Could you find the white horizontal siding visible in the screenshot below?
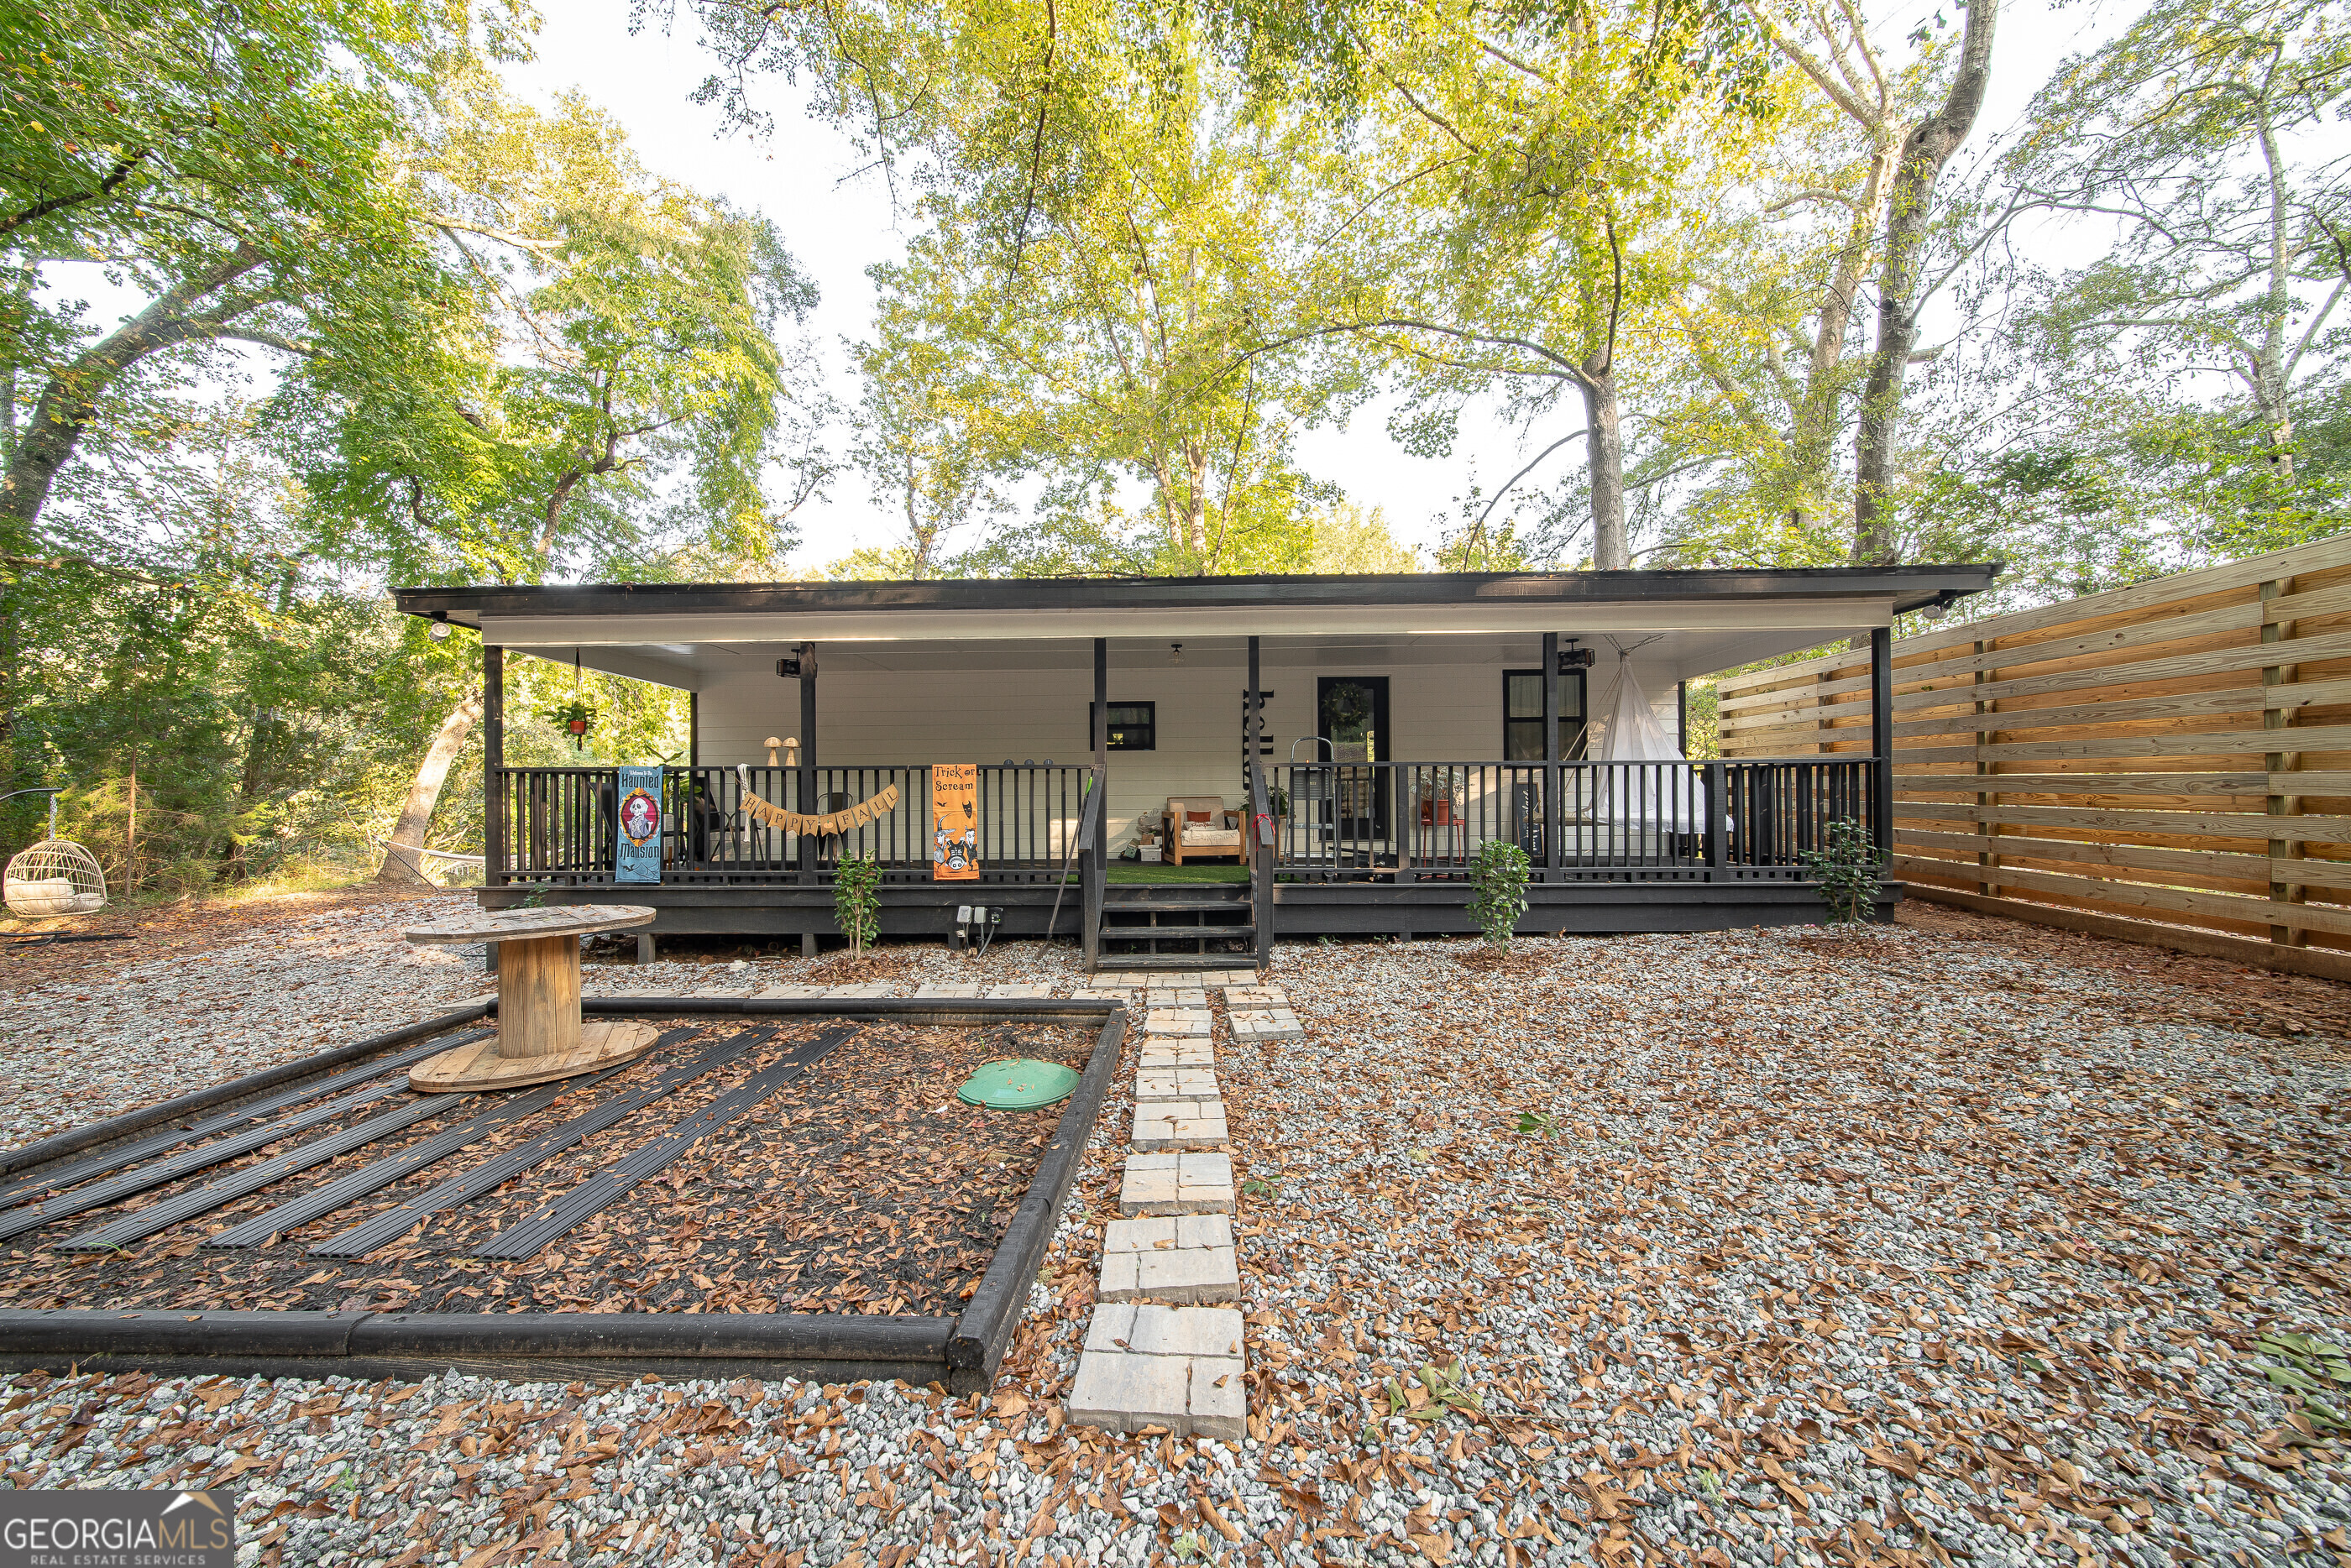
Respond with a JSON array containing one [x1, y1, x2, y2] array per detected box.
[[694, 649, 1683, 850]]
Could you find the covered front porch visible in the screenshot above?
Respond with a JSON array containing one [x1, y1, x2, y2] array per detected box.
[[395, 568, 1997, 969]]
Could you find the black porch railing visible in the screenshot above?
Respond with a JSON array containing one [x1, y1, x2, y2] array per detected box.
[[493, 765, 1092, 886], [493, 757, 1876, 889], [1264, 758, 1877, 882]]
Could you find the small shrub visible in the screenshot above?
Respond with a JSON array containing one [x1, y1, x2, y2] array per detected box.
[[1467, 839, 1529, 948], [833, 854, 882, 954], [1795, 817, 1886, 923]]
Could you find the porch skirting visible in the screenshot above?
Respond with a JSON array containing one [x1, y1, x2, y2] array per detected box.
[[477, 879, 1898, 940]]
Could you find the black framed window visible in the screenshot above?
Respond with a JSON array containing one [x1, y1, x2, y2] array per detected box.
[[1504, 670, 1585, 760], [1090, 701, 1156, 751]]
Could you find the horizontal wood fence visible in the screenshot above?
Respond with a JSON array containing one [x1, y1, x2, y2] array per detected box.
[[1718, 534, 2351, 981]]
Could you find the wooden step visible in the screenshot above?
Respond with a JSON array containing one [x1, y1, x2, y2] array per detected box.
[[1098, 923, 1255, 943]]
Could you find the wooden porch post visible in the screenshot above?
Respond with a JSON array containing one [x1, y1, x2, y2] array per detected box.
[[1085, 637, 1107, 972], [1676, 680, 1688, 755], [689, 692, 699, 770], [1542, 631, 1560, 885], [1092, 638, 1108, 763], [798, 642, 817, 955], [1249, 635, 1273, 969], [1869, 626, 1893, 862], [484, 643, 505, 888]]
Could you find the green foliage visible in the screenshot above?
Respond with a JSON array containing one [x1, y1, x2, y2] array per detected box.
[[2257, 1332, 2351, 1431], [833, 854, 883, 954], [1383, 1359, 1484, 1421], [1467, 839, 1530, 948], [0, 3, 799, 897], [1794, 817, 1885, 923], [301, 82, 826, 588]]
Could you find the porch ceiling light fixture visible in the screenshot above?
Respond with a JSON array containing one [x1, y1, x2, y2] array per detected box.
[[1170, 642, 1184, 666], [427, 611, 451, 642], [1557, 638, 1596, 672]]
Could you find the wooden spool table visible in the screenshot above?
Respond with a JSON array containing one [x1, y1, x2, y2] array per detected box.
[[405, 906, 661, 1092]]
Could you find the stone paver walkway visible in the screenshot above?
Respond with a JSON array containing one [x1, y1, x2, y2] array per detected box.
[[1066, 970, 1268, 1440]]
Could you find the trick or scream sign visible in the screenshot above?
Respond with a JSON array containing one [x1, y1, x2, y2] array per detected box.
[[931, 763, 979, 880]]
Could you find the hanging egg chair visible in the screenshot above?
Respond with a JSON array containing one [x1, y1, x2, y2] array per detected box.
[[3, 788, 107, 918]]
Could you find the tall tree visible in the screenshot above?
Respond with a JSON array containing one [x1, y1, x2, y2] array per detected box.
[[288, 81, 825, 880], [1318, 3, 1765, 570], [0, 0, 493, 537], [848, 331, 997, 578], [1731, 0, 2000, 561], [2004, 0, 2350, 515]]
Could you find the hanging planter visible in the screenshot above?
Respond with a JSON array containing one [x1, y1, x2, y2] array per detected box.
[[543, 700, 596, 752], [547, 648, 594, 752]]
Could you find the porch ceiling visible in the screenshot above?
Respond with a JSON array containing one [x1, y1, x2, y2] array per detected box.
[[495, 626, 1893, 690], [409, 566, 1999, 690]]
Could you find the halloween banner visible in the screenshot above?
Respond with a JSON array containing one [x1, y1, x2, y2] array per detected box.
[[931, 763, 979, 880], [736, 773, 901, 839], [615, 766, 662, 884]]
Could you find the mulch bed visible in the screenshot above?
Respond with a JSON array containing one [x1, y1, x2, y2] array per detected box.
[[0, 1015, 1095, 1320]]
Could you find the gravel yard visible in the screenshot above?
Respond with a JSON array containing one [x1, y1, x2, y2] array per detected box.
[[5, 894, 2351, 1567]]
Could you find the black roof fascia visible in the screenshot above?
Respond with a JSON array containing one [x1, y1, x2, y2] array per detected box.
[[392, 565, 2001, 630]]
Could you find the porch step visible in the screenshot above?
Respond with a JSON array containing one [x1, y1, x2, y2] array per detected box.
[[1103, 896, 1250, 913]]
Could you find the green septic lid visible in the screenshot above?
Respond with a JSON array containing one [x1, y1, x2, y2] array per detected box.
[[957, 1058, 1081, 1110]]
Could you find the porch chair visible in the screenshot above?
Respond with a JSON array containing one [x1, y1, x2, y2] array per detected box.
[[1161, 796, 1249, 865]]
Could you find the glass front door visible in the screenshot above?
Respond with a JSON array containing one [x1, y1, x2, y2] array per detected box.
[[1317, 676, 1390, 839]]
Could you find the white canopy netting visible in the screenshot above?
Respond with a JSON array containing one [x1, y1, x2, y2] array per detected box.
[[1584, 656, 1700, 832]]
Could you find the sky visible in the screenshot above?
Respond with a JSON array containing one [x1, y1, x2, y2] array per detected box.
[[496, 0, 2131, 572]]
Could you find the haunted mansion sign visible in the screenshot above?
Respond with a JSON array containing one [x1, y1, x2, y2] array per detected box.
[[615, 766, 662, 884]]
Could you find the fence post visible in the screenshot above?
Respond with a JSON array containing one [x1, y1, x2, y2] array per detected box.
[[797, 643, 817, 892], [1705, 762, 1726, 874], [1392, 765, 1411, 884], [1973, 638, 1997, 897], [1869, 627, 1893, 859], [2264, 578, 2306, 951]]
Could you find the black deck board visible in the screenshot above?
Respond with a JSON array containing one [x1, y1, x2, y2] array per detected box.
[[308, 1024, 740, 1260], [474, 1024, 855, 1260], [0, 1080, 419, 1246], [199, 1071, 620, 1249], [59, 1094, 467, 1252], [0, 1031, 484, 1213]]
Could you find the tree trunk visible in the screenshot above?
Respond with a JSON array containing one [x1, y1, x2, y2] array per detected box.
[[1853, 0, 1998, 562], [377, 692, 484, 885], [0, 244, 264, 537], [222, 711, 274, 881], [1582, 370, 1631, 571]]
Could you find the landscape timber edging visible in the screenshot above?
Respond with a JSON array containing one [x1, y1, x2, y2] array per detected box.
[[0, 996, 1125, 1393]]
